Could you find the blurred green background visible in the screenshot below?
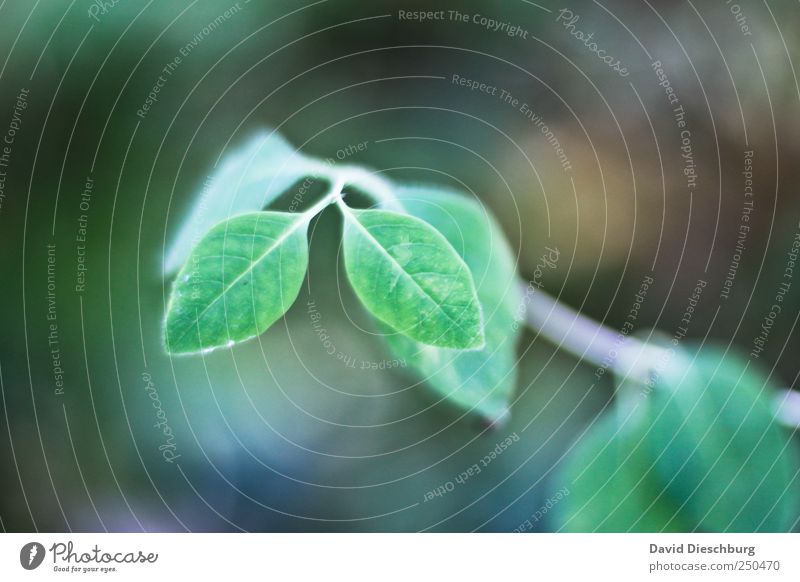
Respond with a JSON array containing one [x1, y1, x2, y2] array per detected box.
[[1, 0, 799, 532]]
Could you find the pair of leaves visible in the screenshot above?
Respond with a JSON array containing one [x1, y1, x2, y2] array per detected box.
[[165, 205, 484, 355], [163, 131, 522, 422], [554, 345, 800, 532], [163, 132, 484, 355]]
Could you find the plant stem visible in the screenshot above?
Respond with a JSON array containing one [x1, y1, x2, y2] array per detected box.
[[305, 159, 404, 213], [519, 282, 630, 371], [339, 166, 405, 213], [299, 177, 346, 221], [518, 281, 800, 429]]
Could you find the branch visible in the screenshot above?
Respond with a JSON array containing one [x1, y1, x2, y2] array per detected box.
[[519, 282, 800, 430]]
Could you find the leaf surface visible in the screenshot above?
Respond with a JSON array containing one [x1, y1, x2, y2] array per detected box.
[[342, 206, 484, 349], [165, 211, 309, 354], [640, 347, 799, 531], [553, 414, 690, 532], [555, 344, 800, 532]]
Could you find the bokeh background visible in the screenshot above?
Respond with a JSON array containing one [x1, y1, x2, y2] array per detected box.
[[1, 0, 799, 532]]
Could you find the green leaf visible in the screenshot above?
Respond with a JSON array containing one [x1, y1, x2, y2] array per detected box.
[[554, 345, 800, 532], [342, 205, 484, 349], [164, 131, 315, 274], [553, 414, 691, 532], [164, 211, 309, 354], [635, 346, 800, 532], [376, 186, 522, 423]]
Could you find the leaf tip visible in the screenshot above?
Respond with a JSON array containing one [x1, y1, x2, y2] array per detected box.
[[480, 407, 511, 431]]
